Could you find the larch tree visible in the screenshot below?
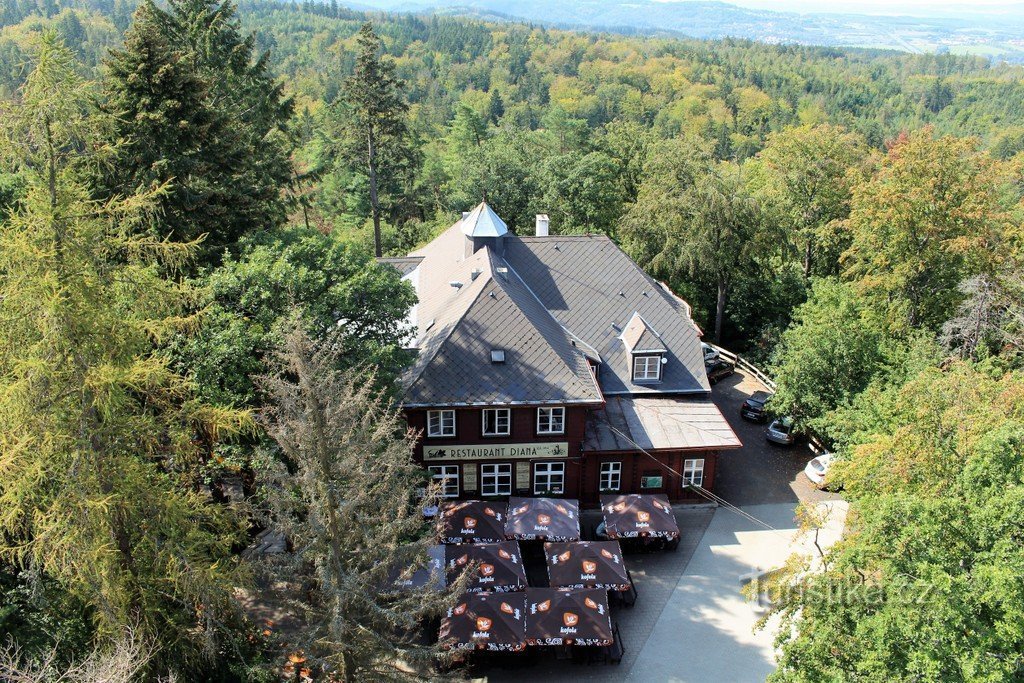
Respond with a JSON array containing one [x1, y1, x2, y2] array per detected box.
[[336, 22, 411, 257], [0, 32, 250, 674], [259, 326, 465, 681]]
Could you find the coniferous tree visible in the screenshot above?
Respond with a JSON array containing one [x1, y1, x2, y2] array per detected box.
[[0, 33, 250, 675], [100, 0, 251, 263], [164, 0, 294, 252], [336, 22, 410, 257], [260, 325, 465, 680]]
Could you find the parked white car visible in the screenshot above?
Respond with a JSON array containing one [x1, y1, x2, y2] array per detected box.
[[804, 453, 834, 487], [766, 417, 796, 445], [701, 342, 719, 364]]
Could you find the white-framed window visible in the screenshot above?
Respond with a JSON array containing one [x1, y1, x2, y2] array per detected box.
[[533, 462, 565, 495], [428, 465, 460, 498], [632, 354, 662, 382], [482, 408, 511, 436], [480, 463, 512, 496], [682, 458, 705, 487], [599, 462, 622, 492], [536, 407, 565, 435], [427, 410, 455, 437]]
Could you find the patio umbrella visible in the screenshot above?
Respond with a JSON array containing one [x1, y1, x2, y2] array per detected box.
[[544, 541, 630, 591], [438, 500, 508, 544], [445, 541, 527, 593], [388, 544, 445, 591], [440, 592, 528, 652], [504, 497, 580, 541], [525, 587, 614, 646], [600, 494, 680, 540]]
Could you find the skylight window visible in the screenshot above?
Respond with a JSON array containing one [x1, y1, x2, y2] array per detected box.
[[490, 349, 506, 364]]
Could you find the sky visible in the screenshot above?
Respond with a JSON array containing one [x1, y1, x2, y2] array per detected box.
[[654, 0, 1024, 18]]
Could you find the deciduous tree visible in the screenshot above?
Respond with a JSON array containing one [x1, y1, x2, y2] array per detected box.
[[842, 128, 1018, 332], [622, 139, 762, 341]]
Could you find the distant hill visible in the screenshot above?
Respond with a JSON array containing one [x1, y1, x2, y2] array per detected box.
[[354, 0, 1024, 62]]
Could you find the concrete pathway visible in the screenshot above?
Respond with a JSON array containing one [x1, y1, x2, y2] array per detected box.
[[625, 501, 847, 683]]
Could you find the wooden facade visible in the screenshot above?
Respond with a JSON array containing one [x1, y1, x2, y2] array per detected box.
[[405, 405, 720, 507]]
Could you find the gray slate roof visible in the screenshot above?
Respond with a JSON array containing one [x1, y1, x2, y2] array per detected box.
[[585, 396, 742, 452], [503, 234, 709, 396], [399, 221, 602, 407], [390, 206, 710, 407]]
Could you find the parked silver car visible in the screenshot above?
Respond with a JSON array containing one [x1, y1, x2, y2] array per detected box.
[[766, 417, 796, 445]]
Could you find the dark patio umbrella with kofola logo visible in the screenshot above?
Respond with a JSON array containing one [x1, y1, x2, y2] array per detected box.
[[544, 541, 630, 591], [600, 494, 680, 539], [525, 587, 614, 646], [388, 544, 446, 591], [445, 541, 527, 593], [504, 497, 580, 541], [440, 592, 528, 652], [438, 500, 508, 544]]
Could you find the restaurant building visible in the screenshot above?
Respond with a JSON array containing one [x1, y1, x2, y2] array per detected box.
[[384, 203, 741, 506]]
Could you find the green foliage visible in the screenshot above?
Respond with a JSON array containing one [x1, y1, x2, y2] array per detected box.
[[843, 128, 1020, 332], [169, 227, 415, 413], [99, 0, 259, 263], [746, 123, 868, 278], [0, 33, 252, 675], [769, 278, 933, 432], [770, 365, 1024, 682], [623, 139, 763, 340], [329, 21, 412, 256]]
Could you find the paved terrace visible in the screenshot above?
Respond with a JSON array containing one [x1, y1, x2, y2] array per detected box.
[[483, 369, 846, 682]]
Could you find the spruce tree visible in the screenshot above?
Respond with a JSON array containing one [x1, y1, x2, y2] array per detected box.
[[336, 22, 410, 257], [100, 0, 293, 266], [100, 0, 247, 262], [260, 325, 464, 680], [166, 0, 294, 238]]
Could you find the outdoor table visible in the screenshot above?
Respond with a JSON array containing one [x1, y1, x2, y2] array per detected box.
[[438, 500, 509, 544], [440, 591, 528, 652], [445, 541, 527, 593], [524, 587, 614, 647], [600, 494, 680, 550], [504, 497, 580, 541], [543, 540, 630, 592]]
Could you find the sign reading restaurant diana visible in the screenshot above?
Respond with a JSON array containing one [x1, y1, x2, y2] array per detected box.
[[424, 442, 569, 461]]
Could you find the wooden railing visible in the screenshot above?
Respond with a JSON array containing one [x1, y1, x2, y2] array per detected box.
[[705, 342, 777, 392], [706, 342, 831, 455]]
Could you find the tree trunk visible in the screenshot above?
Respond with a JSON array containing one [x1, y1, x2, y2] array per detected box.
[[367, 129, 382, 258], [803, 238, 813, 279], [715, 275, 727, 343]]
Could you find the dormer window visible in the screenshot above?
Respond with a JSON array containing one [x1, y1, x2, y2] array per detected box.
[[620, 311, 667, 384], [633, 354, 663, 382]]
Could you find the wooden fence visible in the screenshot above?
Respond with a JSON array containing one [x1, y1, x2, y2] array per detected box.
[[706, 342, 830, 455]]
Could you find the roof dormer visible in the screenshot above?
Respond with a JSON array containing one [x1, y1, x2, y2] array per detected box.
[[620, 312, 666, 354], [621, 312, 667, 383]]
